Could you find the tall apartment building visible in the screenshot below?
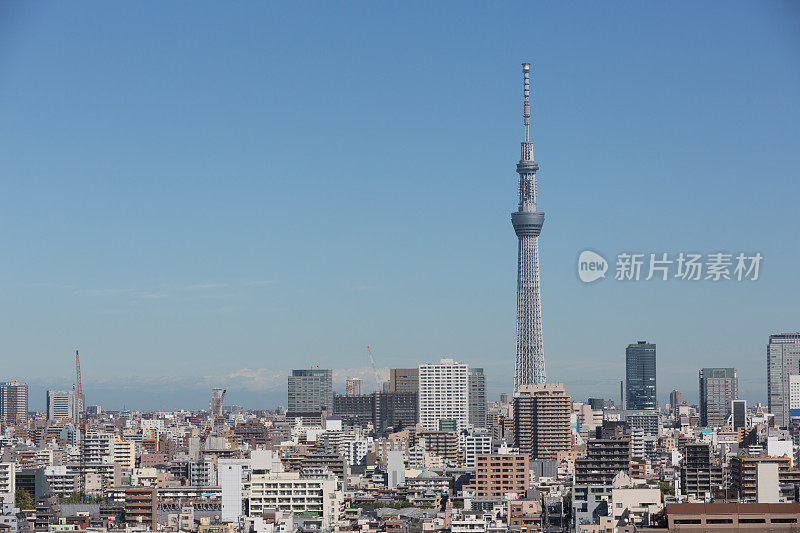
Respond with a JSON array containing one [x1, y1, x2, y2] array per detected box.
[[575, 439, 632, 485], [125, 487, 157, 527], [46, 390, 76, 422], [625, 342, 656, 411], [469, 368, 487, 428], [730, 456, 800, 502], [669, 389, 682, 413], [680, 443, 724, 499], [418, 359, 469, 431], [0, 381, 28, 425], [345, 377, 362, 396], [113, 439, 136, 470], [211, 388, 225, 417], [0, 462, 15, 500], [462, 434, 492, 468], [513, 383, 571, 460], [699, 368, 738, 428], [474, 454, 529, 499], [390, 368, 419, 394], [287, 368, 333, 413], [767, 333, 800, 427]]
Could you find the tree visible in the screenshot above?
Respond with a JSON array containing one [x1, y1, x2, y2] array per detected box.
[[659, 481, 675, 499], [15, 488, 34, 510], [563, 491, 572, 520]]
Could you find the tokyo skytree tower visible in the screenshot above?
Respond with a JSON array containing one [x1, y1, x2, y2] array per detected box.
[[512, 63, 546, 393]]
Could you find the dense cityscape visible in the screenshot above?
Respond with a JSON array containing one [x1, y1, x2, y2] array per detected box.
[[1, 59, 799, 532]]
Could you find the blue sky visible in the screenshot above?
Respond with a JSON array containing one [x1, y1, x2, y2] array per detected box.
[[1, 2, 798, 410]]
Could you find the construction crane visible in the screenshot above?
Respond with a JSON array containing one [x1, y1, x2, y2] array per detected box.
[[366, 346, 382, 392], [75, 349, 86, 502]]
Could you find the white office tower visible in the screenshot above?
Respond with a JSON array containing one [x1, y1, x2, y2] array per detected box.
[[47, 390, 77, 422], [419, 358, 469, 431], [219, 462, 243, 522]]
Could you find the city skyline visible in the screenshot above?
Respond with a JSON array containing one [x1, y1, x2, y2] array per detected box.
[[1, 2, 799, 410]]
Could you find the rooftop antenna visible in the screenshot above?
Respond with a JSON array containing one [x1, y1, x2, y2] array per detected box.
[[522, 63, 531, 143]]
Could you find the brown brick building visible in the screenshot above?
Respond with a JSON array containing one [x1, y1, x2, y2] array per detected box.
[[474, 454, 529, 499]]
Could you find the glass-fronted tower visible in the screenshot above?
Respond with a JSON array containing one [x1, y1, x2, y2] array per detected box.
[[625, 341, 657, 411], [767, 333, 800, 427], [512, 63, 546, 392]]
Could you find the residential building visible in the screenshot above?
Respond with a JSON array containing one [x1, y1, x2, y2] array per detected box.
[[113, 439, 136, 470], [474, 454, 529, 499], [625, 342, 657, 411], [125, 487, 157, 527], [418, 359, 469, 431], [0, 463, 14, 501], [699, 368, 738, 428], [680, 443, 724, 499], [468, 367, 487, 428], [669, 389, 682, 414], [218, 461, 242, 523], [248, 470, 342, 531], [575, 439, 632, 485], [730, 456, 800, 503], [0, 381, 28, 425], [514, 383, 571, 460], [345, 377, 362, 396]]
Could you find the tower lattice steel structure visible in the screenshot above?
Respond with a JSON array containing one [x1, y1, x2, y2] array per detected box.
[[512, 63, 546, 393]]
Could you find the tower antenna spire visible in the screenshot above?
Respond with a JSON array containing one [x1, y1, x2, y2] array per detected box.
[[512, 62, 546, 392], [522, 63, 530, 142]]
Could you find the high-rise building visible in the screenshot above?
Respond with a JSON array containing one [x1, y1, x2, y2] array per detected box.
[[389, 368, 419, 394], [790, 375, 800, 420], [287, 369, 333, 413], [625, 342, 657, 411], [468, 367, 486, 428], [669, 389, 682, 414], [418, 359, 469, 431], [732, 399, 747, 430], [345, 377, 362, 397], [767, 333, 800, 427], [514, 383, 571, 460], [574, 438, 631, 485], [699, 368, 738, 428], [46, 390, 76, 422], [0, 381, 28, 425], [512, 63, 547, 393], [680, 442, 724, 499], [332, 391, 418, 430], [211, 388, 225, 417]]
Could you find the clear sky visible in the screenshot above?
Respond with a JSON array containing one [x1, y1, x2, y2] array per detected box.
[[1, 2, 798, 411]]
